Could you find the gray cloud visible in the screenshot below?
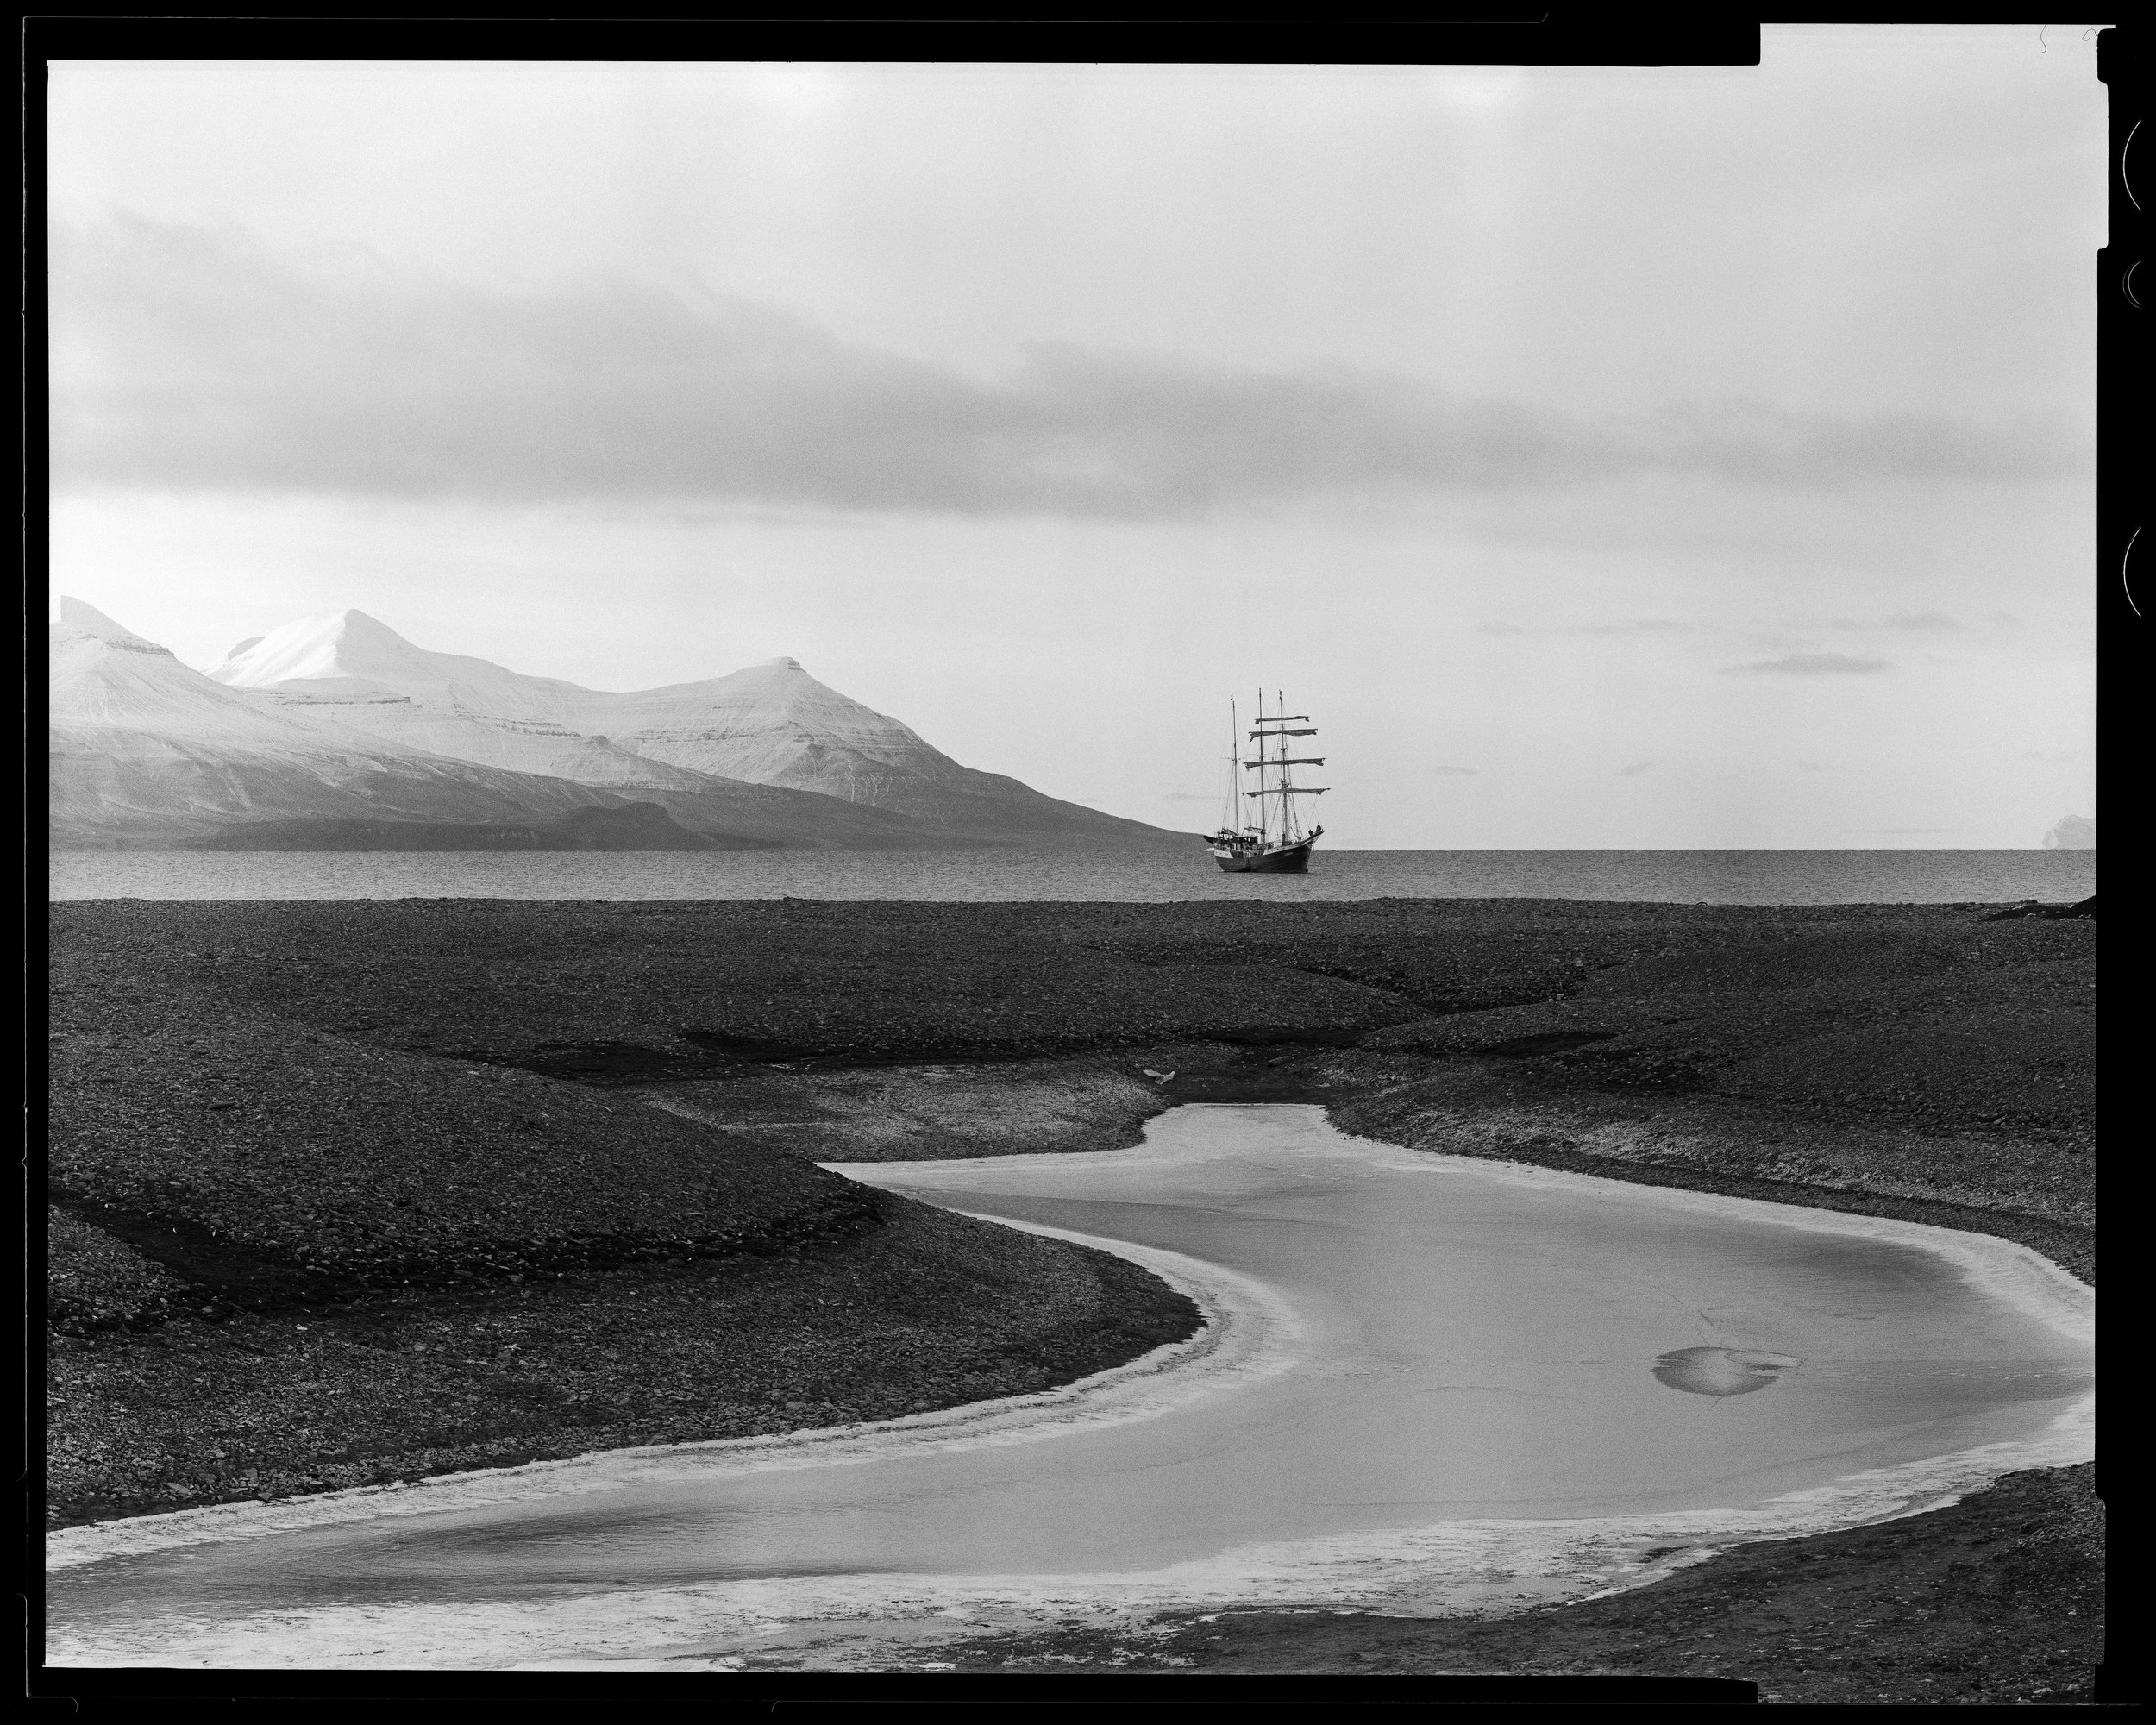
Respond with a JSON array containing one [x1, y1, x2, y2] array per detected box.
[[1726, 653, 1894, 676], [1794, 759, 1827, 771], [1479, 618, 1688, 637], [1432, 765, 1480, 776], [1827, 611, 1959, 631], [1617, 760, 1655, 776], [50, 216, 2094, 518], [1160, 791, 1218, 802]]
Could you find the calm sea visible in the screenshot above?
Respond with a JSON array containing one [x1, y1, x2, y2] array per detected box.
[[47, 848, 2096, 906]]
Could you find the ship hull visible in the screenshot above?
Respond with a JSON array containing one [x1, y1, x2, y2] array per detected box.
[[1211, 836, 1316, 873]]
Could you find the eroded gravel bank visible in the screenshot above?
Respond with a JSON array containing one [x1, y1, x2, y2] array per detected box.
[[48, 1198, 1195, 1527]]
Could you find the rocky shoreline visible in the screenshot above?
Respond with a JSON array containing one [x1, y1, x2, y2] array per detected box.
[[49, 1199, 1198, 1528], [915, 1462, 2103, 1705], [45, 897, 2097, 1698]]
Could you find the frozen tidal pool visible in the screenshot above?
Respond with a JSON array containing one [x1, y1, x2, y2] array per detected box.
[[47, 1104, 2093, 1670]]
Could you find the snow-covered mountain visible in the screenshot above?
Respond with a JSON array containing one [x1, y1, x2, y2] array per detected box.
[[211, 607, 587, 722], [50, 599, 625, 845], [557, 659, 1130, 833], [210, 610, 1169, 841], [54, 603, 988, 850], [211, 611, 725, 794], [55, 600, 1169, 850]]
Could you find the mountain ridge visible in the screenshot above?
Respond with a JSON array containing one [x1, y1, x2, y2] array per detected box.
[[207, 608, 1171, 843], [56, 601, 1175, 850], [51, 613, 629, 847]]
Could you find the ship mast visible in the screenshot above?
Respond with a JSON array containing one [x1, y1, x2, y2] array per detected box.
[[1224, 696, 1239, 837], [1279, 690, 1300, 843], [1243, 690, 1326, 849]]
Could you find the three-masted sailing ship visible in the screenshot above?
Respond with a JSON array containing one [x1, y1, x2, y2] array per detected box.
[[1202, 692, 1326, 872]]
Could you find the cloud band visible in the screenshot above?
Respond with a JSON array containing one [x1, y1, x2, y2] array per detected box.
[[50, 216, 2094, 518]]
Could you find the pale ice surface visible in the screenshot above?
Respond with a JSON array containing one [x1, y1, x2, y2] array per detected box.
[[46, 1105, 2091, 1671]]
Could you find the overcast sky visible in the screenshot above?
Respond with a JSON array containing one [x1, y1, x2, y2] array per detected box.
[[47, 29, 2104, 845]]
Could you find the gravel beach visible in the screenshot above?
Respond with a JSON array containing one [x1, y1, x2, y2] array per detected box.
[[44, 896, 2098, 1698]]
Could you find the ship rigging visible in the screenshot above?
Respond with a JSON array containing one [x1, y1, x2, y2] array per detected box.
[[1201, 691, 1326, 873]]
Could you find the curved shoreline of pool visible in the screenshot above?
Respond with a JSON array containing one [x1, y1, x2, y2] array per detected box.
[[45, 1107, 2094, 1670], [45, 1218, 1301, 1574]]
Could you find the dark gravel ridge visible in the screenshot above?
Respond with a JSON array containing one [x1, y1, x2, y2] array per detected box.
[[49, 899, 2093, 1137], [49, 1208, 185, 1333], [48, 990, 881, 1319], [47, 1195, 1200, 1527]]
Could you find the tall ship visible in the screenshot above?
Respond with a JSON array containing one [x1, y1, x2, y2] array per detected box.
[[1202, 692, 1326, 873]]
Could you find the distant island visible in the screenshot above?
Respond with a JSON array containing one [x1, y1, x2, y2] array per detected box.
[[49, 599, 1180, 852], [2042, 815, 2096, 850]]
